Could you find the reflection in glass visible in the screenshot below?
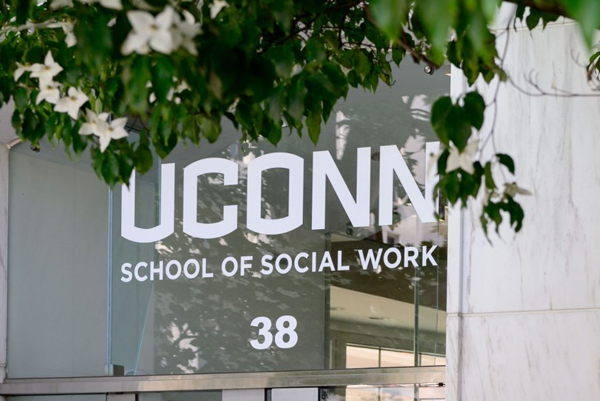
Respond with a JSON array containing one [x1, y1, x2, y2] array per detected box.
[[321, 385, 446, 401], [110, 60, 448, 375], [139, 392, 221, 401]]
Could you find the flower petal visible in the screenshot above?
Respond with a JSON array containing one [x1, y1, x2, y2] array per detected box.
[[110, 117, 128, 129], [121, 33, 149, 55], [99, 134, 112, 152], [110, 127, 129, 140], [459, 154, 475, 174], [80, 123, 95, 135], [44, 51, 54, 66], [155, 6, 174, 30], [445, 149, 461, 173], [209, 0, 228, 19], [99, 0, 122, 10], [149, 30, 173, 54], [127, 11, 154, 33]]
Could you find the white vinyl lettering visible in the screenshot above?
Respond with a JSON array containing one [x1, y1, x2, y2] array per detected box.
[[120, 263, 133, 283], [249, 316, 273, 350], [379, 142, 439, 225], [120, 144, 441, 243], [357, 248, 383, 270], [121, 163, 175, 243], [274, 316, 298, 349], [247, 153, 304, 235], [183, 158, 238, 239], [312, 147, 371, 230], [422, 245, 438, 266], [134, 262, 148, 282], [250, 316, 298, 350], [383, 247, 402, 269]]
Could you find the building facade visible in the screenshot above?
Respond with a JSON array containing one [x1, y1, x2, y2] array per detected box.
[[0, 5, 599, 401]]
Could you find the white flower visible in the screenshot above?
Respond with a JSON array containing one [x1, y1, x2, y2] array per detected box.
[[122, 6, 175, 55], [446, 140, 479, 175], [14, 62, 32, 81], [80, 110, 129, 151], [51, 0, 73, 9], [30, 52, 63, 87], [36, 81, 61, 105], [98, 117, 129, 152], [209, 0, 228, 19], [80, 109, 109, 135], [49, 21, 76, 47], [427, 146, 444, 176], [171, 10, 200, 55], [505, 183, 532, 197], [98, 0, 122, 10], [175, 81, 190, 93], [54, 87, 89, 119]]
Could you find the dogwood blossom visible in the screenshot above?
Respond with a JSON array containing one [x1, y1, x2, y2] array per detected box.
[[30, 52, 63, 87], [505, 183, 532, 197], [80, 109, 109, 136], [122, 6, 175, 55], [14, 63, 32, 81], [171, 10, 200, 55], [36, 81, 61, 105], [210, 0, 229, 19], [446, 140, 479, 174], [148, 79, 190, 103], [80, 112, 128, 152], [54, 87, 89, 119], [52, 0, 121, 9], [51, 0, 73, 9], [49, 21, 76, 47]]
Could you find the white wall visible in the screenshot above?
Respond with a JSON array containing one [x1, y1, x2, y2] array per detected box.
[[448, 12, 600, 401]]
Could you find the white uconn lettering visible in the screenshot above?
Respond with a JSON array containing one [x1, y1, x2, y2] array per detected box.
[[120, 143, 439, 243]]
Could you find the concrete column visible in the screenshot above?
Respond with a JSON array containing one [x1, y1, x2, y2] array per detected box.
[[0, 144, 7, 384], [447, 8, 600, 400]]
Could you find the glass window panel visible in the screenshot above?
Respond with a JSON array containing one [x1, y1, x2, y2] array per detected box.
[[345, 345, 379, 369], [7, 143, 108, 378], [139, 392, 221, 401], [8, 395, 105, 401], [321, 386, 445, 401], [110, 60, 448, 375], [380, 349, 414, 368]]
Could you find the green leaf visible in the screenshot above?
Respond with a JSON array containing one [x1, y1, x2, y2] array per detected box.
[[200, 116, 221, 143], [463, 91, 485, 130], [102, 152, 120, 187], [267, 44, 295, 78], [560, 0, 600, 47], [15, 0, 32, 25], [306, 102, 322, 144], [484, 162, 496, 189], [370, 0, 407, 38], [152, 57, 175, 103], [14, 88, 28, 112], [526, 9, 541, 30], [352, 51, 370, 80], [306, 36, 326, 63], [431, 96, 453, 145], [497, 153, 515, 174], [391, 47, 405, 66], [446, 106, 471, 150], [126, 57, 151, 114], [416, 0, 457, 52], [135, 142, 154, 174]]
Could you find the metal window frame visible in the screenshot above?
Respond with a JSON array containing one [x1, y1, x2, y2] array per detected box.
[[0, 367, 445, 396]]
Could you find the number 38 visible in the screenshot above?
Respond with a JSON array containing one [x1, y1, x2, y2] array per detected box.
[[250, 315, 298, 350]]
